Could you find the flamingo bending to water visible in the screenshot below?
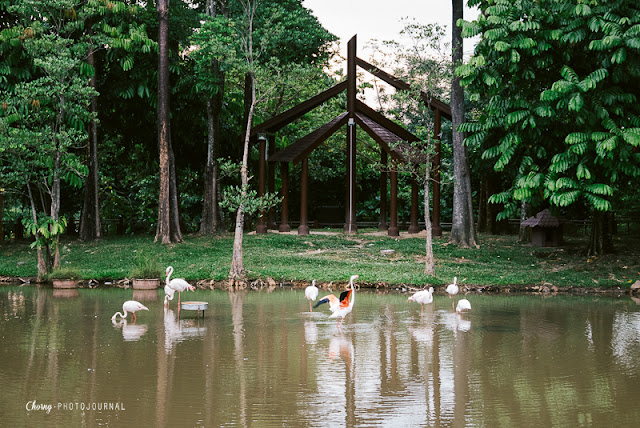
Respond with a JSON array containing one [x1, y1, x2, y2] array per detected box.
[[314, 275, 359, 328], [408, 287, 434, 315], [456, 298, 471, 314], [111, 300, 148, 322], [165, 266, 195, 306], [164, 284, 176, 306], [305, 280, 319, 312]]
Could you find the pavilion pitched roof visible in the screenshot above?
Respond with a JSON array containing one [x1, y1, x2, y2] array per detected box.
[[268, 113, 349, 164]]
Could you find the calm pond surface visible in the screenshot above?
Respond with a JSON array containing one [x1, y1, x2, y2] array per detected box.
[[1, 285, 640, 427]]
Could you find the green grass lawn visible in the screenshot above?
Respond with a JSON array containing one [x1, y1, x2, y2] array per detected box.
[[1, 229, 638, 289]]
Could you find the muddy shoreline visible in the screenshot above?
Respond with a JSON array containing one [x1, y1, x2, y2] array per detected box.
[[1, 276, 635, 296]]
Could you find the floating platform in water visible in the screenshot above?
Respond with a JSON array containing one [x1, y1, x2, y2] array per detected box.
[[180, 301, 208, 318]]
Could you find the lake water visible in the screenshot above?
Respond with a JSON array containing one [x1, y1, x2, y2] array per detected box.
[[1, 285, 640, 427]]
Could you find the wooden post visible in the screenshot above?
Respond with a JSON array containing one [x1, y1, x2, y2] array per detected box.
[[378, 150, 388, 231], [432, 108, 442, 236], [256, 134, 267, 234], [278, 162, 291, 232], [298, 157, 310, 235], [408, 179, 421, 233], [267, 135, 277, 229], [344, 36, 358, 234], [388, 162, 399, 237]]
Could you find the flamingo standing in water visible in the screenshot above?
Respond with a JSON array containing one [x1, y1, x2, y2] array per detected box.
[[111, 300, 148, 322], [408, 287, 434, 315], [445, 277, 459, 309], [314, 275, 359, 328], [165, 266, 195, 305], [456, 298, 471, 314], [164, 283, 176, 307], [305, 279, 319, 312]]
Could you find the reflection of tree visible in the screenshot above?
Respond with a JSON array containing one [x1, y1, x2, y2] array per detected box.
[[229, 291, 247, 426]]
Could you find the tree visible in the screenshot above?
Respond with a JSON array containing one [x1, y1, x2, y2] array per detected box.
[[192, 0, 232, 235], [79, 1, 156, 241], [449, 0, 477, 248], [368, 20, 452, 276], [458, 0, 640, 256], [155, 0, 182, 244], [0, 0, 95, 278]]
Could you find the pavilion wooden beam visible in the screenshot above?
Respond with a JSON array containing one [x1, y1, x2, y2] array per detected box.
[[357, 56, 452, 120], [250, 80, 347, 136], [356, 100, 419, 143], [356, 57, 411, 91], [355, 114, 406, 162], [420, 91, 452, 120], [268, 113, 349, 165]]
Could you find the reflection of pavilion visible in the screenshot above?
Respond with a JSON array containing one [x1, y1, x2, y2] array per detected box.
[[249, 35, 451, 236]]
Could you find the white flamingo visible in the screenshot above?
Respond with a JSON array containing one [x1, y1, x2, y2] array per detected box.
[[315, 275, 359, 328], [446, 277, 459, 309], [305, 279, 319, 312], [165, 266, 195, 306], [164, 283, 176, 307], [456, 298, 471, 314], [408, 287, 434, 315], [111, 300, 148, 322]]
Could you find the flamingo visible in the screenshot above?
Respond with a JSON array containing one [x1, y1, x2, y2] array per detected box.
[[314, 275, 359, 328], [456, 298, 471, 314], [164, 283, 176, 307], [408, 287, 434, 315], [446, 277, 459, 309], [165, 266, 195, 306], [305, 279, 319, 312], [111, 300, 148, 322]]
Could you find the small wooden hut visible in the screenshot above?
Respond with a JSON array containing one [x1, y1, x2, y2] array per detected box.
[[521, 209, 566, 247]]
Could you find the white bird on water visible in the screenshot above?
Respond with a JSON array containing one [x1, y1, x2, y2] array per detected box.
[[445, 277, 459, 299], [408, 287, 434, 315], [456, 298, 471, 314], [315, 275, 359, 328], [111, 300, 148, 322], [164, 283, 176, 307], [165, 266, 195, 306], [305, 279, 319, 312]]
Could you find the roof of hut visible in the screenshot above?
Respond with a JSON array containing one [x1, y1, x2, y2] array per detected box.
[[521, 209, 566, 228]]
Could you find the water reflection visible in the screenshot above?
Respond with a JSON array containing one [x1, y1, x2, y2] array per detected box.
[[163, 307, 207, 353], [112, 319, 148, 342], [52, 289, 79, 299], [1, 287, 640, 427], [132, 289, 158, 302]]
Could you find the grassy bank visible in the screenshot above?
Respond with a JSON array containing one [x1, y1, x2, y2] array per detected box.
[[1, 230, 638, 290]]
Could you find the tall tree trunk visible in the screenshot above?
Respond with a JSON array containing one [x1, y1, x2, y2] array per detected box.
[[588, 211, 613, 257], [155, 0, 182, 244], [199, 0, 226, 235], [449, 0, 477, 248], [26, 180, 47, 280], [229, 72, 255, 288], [423, 158, 435, 276], [80, 44, 102, 241], [518, 200, 529, 242]]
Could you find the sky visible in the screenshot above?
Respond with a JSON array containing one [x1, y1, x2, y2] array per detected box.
[[302, 0, 481, 58]]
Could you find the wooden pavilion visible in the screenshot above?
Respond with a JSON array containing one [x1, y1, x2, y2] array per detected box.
[[250, 35, 451, 236]]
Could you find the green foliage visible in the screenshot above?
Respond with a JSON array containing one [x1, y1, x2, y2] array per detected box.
[[130, 249, 163, 278], [458, 0, 640, 225], [23, 215, 68, 251]]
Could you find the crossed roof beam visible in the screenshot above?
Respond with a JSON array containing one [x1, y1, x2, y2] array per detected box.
[[249, 35, 451, 164]]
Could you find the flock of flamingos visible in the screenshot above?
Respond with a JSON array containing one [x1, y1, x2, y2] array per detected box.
[[111, 268, 472, 326]]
